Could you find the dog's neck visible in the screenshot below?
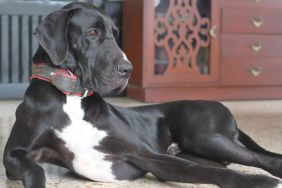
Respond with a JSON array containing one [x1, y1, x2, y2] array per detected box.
[[31, 63, 93, 98]]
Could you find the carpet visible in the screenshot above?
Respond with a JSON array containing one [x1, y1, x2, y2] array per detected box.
[[0, 99, 281, 188]]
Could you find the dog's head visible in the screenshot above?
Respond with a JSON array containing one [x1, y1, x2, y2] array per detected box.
[[34, 2, 132, 95]]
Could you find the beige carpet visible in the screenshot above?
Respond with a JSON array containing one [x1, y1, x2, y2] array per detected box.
[[0, 98, 282, 188]]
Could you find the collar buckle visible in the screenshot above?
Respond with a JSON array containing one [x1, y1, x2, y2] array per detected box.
[[82, 88, 89, 98]]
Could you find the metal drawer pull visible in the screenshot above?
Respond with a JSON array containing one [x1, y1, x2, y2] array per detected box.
[[250, 42, 263, 52], [252, 17, 264, 28], [209, 25, 217, 39], [249, 66, 262, 77]]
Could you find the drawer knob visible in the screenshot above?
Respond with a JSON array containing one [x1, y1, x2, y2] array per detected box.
[[251, 42, 263, 52], [209, 25, 217, 39], [249, 66, 262, 77], [252, 17, 264, 28], [255, 0, 261, 3]]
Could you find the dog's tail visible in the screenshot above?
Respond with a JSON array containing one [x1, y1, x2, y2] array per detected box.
[[238, 129, 282, 158]]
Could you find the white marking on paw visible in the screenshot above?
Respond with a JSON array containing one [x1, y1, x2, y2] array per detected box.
[[167, 142, 182, 156], [55, 96, 117, 182], [275, 183, 282, 188]]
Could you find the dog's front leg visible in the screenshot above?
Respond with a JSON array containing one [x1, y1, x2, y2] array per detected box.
[[3, 149, 46, 188], [124, 153, 281, 188]]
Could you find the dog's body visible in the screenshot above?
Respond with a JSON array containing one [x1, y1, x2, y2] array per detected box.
[[3, 2, 282, 188]]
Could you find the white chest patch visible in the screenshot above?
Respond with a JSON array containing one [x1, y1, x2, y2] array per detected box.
[[54, 96, 117, 182]]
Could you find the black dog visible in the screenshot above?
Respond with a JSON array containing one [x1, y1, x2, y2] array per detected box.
[[3, 2, 282, 188]]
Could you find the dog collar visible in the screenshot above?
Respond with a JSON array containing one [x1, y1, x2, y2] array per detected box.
[[31, 63, 94, 98]]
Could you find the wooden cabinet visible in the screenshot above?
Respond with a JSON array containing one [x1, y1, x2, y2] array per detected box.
[[122, 0, 282, 102]]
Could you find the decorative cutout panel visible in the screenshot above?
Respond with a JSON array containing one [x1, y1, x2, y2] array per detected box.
[[154, 0, 211, 75]]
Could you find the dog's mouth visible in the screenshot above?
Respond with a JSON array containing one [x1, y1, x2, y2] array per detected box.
[[112, 79, 128, 94], [93, 75, 128, 94], [113, 86, 123, 93]]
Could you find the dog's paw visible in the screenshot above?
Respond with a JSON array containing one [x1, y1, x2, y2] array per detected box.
[[245, 175, 281, 188], [5, 170, 17, 181], [222, 174, 281, 188], [275, 182, 282, 188], [167, 142, 182, 156]]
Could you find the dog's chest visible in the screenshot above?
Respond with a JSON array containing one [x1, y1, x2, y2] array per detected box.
[[54, 96, 116, 182]]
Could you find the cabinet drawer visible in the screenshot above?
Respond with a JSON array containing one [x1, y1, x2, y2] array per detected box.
[[222, 34, 282, 59], [222, 8, 282, 34], [221, 60, 282, 85]]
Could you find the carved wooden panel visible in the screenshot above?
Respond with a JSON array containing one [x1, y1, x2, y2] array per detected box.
[[154, 0, 211, 75]]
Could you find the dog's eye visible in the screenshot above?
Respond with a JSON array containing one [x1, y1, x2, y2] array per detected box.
[[88, 29, 98, 37]]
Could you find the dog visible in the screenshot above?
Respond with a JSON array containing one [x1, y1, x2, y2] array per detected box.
[[3, 2, 282, 188]]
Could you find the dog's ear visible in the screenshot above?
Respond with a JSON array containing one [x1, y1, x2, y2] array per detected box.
[[34, 8, 73, 65]]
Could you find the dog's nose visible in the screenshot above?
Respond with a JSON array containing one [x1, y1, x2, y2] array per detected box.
[[117, 63, 132, 78]]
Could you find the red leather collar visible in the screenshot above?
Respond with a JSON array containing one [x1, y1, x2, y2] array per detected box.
[[30, 63, 94, 97]]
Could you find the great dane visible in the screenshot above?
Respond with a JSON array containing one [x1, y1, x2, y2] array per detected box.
[[3, 2, 282, 188]]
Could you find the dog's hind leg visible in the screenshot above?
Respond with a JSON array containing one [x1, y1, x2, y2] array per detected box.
[[181, 134, 282, 179], [167, 143, 227, 168], [238, 129, 282, 158], [176, 152, 228, 168], [123, 152, 281, 188]]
